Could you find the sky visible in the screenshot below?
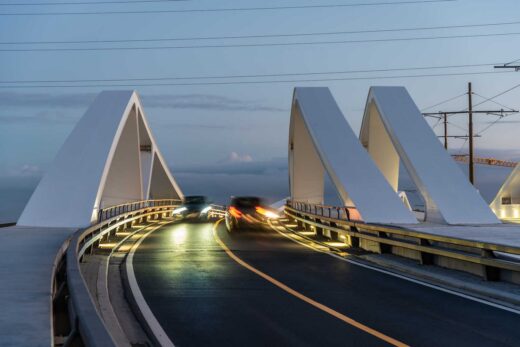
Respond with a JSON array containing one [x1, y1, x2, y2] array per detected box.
[[1, 0, 520, 221]]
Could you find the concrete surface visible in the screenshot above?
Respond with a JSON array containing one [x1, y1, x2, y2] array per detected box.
[[0, 226, 74, 347], [360, 253, 520, 309], [290, 87, 417, 224], [360, 87, 498, 224], [18, 90, 183, 228], [401, 223, 520, 249]]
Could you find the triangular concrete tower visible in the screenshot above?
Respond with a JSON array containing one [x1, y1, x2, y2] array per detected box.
[[289, 87, 418, 224], [18, 90, 183, 228]]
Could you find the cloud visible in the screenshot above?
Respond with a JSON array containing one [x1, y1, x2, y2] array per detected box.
[[0, 92, 95, 109], [0, 91, 286, 113], [173, 157, 287, 176], [149, 121, 237, 130], [8, 164, 43, 177], [0, 110, 79, 124], [141, 94, 286, 112], [221, 152, 253, 163]]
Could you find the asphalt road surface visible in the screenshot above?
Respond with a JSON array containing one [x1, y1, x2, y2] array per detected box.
[[132, 220, 520, 347]]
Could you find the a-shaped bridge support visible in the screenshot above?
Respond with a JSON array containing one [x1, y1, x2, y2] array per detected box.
[[360, 87, 499, 225], [18, 91, 183, 228], [289, 87, 418, 224], [490, 162, 520, 220]]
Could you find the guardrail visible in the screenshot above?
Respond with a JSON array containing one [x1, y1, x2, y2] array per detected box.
[[285, 200, 520, 283], [208, 204, 227, 219], [53, 200, 180, 347], [289, 200, 362, 221], [98, 199, 181, 223]]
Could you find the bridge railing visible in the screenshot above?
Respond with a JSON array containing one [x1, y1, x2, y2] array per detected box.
[[285, 200, 520, 283], [288, 200, 362, 221], [98, 198, 181, 223], [208, 204, 227, 218], [53, 200, 180, 347]]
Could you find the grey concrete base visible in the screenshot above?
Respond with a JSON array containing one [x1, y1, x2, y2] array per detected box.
[[399, 222, 520, 249], [0, 226, 75, 347], [359, 253, 520, 310], [79, 226, 154, 347]]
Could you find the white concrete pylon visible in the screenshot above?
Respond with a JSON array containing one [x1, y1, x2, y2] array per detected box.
[[490, 162, 520, 220], [18, 90, 183, 228], [289, 87, 418, 224], [359, 86, 499, 225]]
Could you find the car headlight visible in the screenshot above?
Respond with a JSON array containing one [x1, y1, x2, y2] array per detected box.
[[173, 207, 187, 214], [264, 210, 279, 219], [201, 206, 211, 214]]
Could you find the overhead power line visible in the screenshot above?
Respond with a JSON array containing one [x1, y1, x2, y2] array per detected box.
[[473, 83, 520, 108], [1, 31, 518, 52], [421, 92, 467, 111], [0, 62, 499, 84], [3, 19, 520, 45], [0, 70, 510, 89], [472, 92, 516, 111], [0, 0, 457, 16], [0, 0, 187, 5], [494, 57, 520, 71]]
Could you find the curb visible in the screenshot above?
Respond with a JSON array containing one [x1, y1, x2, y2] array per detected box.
[[122, 223, 175, 347], [356, 254, 520, 311], [273, 220, 520, 314]]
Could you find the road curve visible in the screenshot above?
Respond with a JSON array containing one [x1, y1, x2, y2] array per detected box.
[[131, 221, 520, 347]]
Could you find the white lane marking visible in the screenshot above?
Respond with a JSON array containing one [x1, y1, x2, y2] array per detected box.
[[268, 220, 520, 316], [126, 223, 176, 347]]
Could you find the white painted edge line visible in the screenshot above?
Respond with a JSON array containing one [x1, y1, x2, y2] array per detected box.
[[126, 223, 176, 347], [97, 224, 159, 346], [268, 220, 520, 316]]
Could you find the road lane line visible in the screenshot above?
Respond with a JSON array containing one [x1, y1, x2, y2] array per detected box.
[[212, 219, 409, 347], [269, 220, 520, 316], [126, 222, 176, 347]]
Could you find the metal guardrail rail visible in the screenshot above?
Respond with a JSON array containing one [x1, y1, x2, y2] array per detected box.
[[285, 200, 520, 282], [208, 204, 227, 218], [52, 199, 180, 347], [98, 198, 181, 223]]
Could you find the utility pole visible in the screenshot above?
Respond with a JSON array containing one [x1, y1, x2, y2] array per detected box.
[[422, 83, 519, 186], [494, 62, 520, 71], [468, 82, 474, 185], [443, 112, 448, 149]]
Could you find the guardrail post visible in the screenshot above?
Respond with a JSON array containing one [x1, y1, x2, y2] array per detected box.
[[481, 249, 500, 281], [301, 216, 311, 231], [314, 220, 324, 238], [329, 222, 339, 240], [418, 239, 434, 265], [350, 227, 360, 248], [378, 232, 392, 254]]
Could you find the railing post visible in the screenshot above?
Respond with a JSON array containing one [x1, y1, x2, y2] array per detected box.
[[419, 239, 434, 265], [481, 249, 500, 281], [377, 232, 392, 254], [314, 219, 324, 238], [350, 226, 360, 248]]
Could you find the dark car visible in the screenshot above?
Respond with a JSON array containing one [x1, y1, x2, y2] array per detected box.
[[225, 196, 279, 232], [173, 195, 212, 221]]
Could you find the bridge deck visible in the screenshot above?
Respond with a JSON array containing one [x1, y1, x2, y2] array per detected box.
[[132, 221, 520, 346], [0, 226, 74, 347], [399, 223, 520, 249]]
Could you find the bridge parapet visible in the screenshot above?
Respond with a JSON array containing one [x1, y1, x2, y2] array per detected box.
[[53, 199, 180, 346], [97, 198, 181, 223], [286, 201, 520, 283]]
